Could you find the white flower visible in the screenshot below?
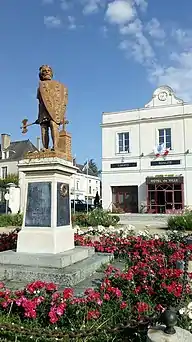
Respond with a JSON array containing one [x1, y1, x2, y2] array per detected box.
[[179, 307, 186, 315], [179, 302, 192, 319]]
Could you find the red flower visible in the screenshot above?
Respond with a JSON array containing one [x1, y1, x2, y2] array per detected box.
[[136, 302, 150, 313], [0, 282, 4, 289], [46, 283, 58, 292], [63, 288, 74, 300], [120, 301, 127, 309], [87, 310, 100, 320]]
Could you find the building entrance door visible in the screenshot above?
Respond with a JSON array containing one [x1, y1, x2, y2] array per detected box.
[[146, 176, 184, 214], [112, 186, 138, 213]]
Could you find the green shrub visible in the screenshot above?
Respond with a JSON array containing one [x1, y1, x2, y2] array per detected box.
[[167, 213, 192, 231], [72, 209, 120, 228], [71, 212, 89, 227], [0, 213, 23, 227]]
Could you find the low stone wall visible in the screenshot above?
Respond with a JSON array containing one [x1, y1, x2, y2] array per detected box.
[[0, 226, 19, 234]]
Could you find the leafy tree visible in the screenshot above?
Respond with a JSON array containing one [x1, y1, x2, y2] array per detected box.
[[94, 191, 100, 208], [0, 173, 19, 188], [83, 159, 101, 177]]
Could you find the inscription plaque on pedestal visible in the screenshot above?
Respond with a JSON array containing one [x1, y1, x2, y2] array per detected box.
[[25, 182, 51, 227], [57, 182, 70, 226]]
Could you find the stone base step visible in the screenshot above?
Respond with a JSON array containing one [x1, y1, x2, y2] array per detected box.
[[73, 260, 126, 296], [0, 253, 113, 287], [0, 246, 95, 268]]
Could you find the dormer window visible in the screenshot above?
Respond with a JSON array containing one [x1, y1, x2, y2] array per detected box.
[[2, 150, 9, 160]]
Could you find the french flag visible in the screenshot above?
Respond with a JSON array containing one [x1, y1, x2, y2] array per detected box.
[[154, 144, 170, 157], [154, 144, 164, 157], [163, 149, 170, 156]]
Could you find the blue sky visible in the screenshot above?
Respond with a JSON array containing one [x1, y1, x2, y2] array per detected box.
[[1, 0, 192, 167]]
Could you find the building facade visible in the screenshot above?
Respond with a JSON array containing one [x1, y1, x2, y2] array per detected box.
[[0, 134, 37, 178], [70, 163, 101, 204], [102, 86, 192, 213]]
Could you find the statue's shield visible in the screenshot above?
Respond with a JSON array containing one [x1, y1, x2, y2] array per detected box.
[[39, 80, 68, 124]]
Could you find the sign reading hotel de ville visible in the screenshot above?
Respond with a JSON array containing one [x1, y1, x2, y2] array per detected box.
[[146, 176, 184, 185]]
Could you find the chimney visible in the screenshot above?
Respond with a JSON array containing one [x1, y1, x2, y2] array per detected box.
[[1, 134, 11, 151], [36, 137, 41, 151]]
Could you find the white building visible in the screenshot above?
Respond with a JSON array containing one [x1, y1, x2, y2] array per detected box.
[[102, 85, 192, 214], [70, 162, 101, 204]]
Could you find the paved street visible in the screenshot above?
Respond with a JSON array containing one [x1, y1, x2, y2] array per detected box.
[[118, 213, 169, 230]]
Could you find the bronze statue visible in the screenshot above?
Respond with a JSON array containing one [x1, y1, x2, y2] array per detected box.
[[35, 65, 68, 151], [20, 65, 73, 160], [20, 65, 68, 151]]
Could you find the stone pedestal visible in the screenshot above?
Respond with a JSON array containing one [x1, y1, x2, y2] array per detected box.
[[17, 156, 77, 254], [58, 130, 72, 162], [147, 325, 192, 342]]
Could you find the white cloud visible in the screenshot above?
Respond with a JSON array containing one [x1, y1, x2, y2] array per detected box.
[[150, 50, 192, 101], [146, 18, 165, 39], [68, 16, 76, 30], [44, 16, 62, 28], [134, 0, 148, 12], [82, 0, 102, 14], [106, 0, 135, 25], [120, 32, 154, 64], [41, 0, 192, 101], [119, 18, 143, 35]]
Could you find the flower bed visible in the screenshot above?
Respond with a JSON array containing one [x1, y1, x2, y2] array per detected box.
[[0, 230, 192, 341]]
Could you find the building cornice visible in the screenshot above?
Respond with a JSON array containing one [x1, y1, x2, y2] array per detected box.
[[101, 112, 192, 127], [102, 102, 187, 116]]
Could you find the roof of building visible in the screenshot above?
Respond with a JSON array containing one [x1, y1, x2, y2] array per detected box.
[[0, 139, 38, 162]]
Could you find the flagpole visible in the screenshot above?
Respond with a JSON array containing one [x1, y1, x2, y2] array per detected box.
[[73, 173, 76, 214], [87, 159, 89, 213], [73, 154, 76, 214]]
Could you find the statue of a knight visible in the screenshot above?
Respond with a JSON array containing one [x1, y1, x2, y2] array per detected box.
[[36, 65, 68, 151]]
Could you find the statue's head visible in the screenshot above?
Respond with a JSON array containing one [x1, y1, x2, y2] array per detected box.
[[39, 65, 53, 81]]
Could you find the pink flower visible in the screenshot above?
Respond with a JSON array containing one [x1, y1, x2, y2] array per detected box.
[[120, 301, 127, 310], [96, 299, 103, 306], [103, 293, 110, 301], [33, 296, 45, 305], [56, 303, 67, 316], [52, 292, 60, 303], [49, 308, 59, 324]]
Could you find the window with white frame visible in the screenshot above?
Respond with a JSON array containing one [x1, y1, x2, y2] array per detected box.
[[117, 132, 129, 153], [158, 128, 171, 149], [1, 166, 7, 179], [1, 151, 9, 160], [76, 181, 79, 190]]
